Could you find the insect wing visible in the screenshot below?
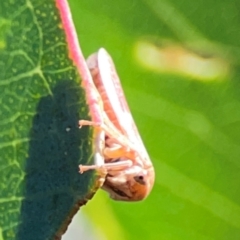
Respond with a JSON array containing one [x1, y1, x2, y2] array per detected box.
[[96, 48, 151, 166]]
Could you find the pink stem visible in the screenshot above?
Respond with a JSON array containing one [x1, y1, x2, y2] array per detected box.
[[56, 0, 102, 123]]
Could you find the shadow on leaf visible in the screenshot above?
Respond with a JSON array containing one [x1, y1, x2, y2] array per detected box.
[[17, 80, 98, 240]]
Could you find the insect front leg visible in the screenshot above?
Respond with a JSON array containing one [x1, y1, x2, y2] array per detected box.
[[103, 144, 129, 159], [79, 159, 132, 173], [79, 119, 137, 162]]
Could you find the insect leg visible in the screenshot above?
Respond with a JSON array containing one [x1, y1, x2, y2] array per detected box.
[[79, 118, 138, 161], [79, 159, 132, 173]]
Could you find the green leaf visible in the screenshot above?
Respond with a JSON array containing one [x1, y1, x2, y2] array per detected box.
[[69, 0, 240, 239], [0, 0, 101, 239]]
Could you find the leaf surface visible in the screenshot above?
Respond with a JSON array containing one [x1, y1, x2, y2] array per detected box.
[[0, 0, 101, 239]]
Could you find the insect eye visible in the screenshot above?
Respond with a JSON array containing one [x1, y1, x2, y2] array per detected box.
[[134, 175, 146, 185]]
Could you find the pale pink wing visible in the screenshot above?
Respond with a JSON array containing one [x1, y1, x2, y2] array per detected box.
[[96, 48, 151, 166]]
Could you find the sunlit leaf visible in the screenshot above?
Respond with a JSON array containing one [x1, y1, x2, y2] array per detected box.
[[0, 0, 101, 239]]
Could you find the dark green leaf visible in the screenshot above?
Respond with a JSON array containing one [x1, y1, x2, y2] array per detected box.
[[0, 1, 100, 239]]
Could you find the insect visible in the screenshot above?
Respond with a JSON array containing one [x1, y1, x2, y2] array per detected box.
[[79, 48, 155, 201]]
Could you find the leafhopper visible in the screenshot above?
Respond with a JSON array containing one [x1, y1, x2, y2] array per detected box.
[[79, 48, 155, 201]]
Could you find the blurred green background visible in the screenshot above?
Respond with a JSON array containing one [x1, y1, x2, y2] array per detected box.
[[66, 0, 240, 239]]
